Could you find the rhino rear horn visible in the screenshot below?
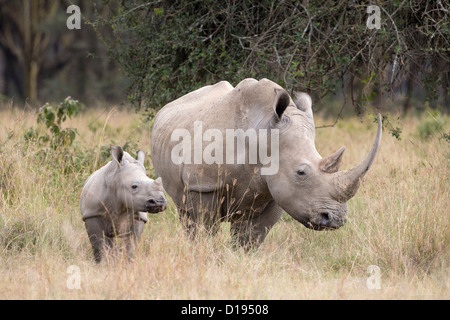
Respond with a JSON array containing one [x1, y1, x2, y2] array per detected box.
[[332, 114, 382, 201], [320, 146, 346, 173]]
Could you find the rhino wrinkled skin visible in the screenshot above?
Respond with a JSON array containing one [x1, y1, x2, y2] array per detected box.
[[81, 145, 167, 262], [151, 78, 382, 248]]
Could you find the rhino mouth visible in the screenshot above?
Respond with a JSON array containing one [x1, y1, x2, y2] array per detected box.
[[303, 221, 339, 231], [145, 199, 167, 213], [300, 212, 346, 231], [146, 204, 166, 213]]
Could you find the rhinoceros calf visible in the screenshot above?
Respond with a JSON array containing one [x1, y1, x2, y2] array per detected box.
[[151, 78, 382, 248], [81, 145, 167, 262]]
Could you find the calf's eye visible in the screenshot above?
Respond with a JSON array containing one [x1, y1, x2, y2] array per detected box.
[[297, 170, 306, 176], [132, 185, 138, 190]]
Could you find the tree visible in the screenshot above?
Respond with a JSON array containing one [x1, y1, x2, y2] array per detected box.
[[0, 0, 128, 105], [97, 0, 449, 115], [0, 0, 63, 104]]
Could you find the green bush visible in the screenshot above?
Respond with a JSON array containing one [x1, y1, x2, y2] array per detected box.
[[22, 98, 144, 181], [95, 0, 449, 117], [24, 97, 81, 150], [416, 110, 446, 140]]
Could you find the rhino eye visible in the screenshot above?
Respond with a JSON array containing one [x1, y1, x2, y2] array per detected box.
[[131, 185, 138, 190], [296, 164, 310, 180]]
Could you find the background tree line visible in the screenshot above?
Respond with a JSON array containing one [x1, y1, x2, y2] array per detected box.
[[0, 0, 448, 117], [0, 0, 126, 105]]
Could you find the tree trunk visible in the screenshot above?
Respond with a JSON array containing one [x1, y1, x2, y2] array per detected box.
[[27, 60, 39, 104], [0, 49, 5, 95], [23, 0, 38, 104], [23, 0, 43, 104]]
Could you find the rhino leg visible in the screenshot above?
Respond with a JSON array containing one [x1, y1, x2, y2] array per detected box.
[[84, 217, 114, 263], [230, 201, 283, 250], [124, 215, 146, 259], [178, 191, 222, 238]]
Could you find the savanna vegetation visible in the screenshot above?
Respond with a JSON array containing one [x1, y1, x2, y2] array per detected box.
[[0, 101, 448, 299], [0, 0, 448, 300]]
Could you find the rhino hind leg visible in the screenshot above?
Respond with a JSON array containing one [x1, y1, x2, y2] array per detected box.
[[178, 191, 222, 239], [230, 201, 284, 250]]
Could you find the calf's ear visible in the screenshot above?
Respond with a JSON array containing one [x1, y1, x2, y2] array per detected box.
[[137, 150, 146, 165], [111, 145, 124, 166]]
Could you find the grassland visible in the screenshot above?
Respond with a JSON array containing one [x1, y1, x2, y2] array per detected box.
[[0, 104, 448, 299]]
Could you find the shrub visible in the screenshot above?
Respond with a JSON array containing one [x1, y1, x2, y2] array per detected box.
[[416, 110, 446, 140], [26, 97, 81, 149]]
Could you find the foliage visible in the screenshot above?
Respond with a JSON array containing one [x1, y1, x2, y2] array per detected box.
[[96, 0, 449, 115], [390, 126, 403, 141], [416, 109, 447, 140], [373, 113, 402, 141], [443, 133, 450, 143], [21, 99, 145, 183], [25, 97, 81, 150]]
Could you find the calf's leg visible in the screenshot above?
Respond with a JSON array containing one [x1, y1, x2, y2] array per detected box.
[[125, 215, 147, 259], [84, 217, 114, 263]]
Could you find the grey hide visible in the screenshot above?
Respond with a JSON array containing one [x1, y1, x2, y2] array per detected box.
[[151, 78, 382, 248], [81, 145, 167, 262]]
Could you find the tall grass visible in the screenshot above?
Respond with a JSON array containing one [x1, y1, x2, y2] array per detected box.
[[0, 105, 448, 299]]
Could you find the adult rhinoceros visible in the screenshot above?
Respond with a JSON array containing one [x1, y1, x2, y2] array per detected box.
[[151, 78, 381, 248]]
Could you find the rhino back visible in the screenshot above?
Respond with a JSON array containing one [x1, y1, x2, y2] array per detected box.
[[152, 80, 234, 145], [80, 162, 112, 220], [151, 80, 235, 201], [151, 78, 285, 206]]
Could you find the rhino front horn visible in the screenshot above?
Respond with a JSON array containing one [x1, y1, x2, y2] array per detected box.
[[332, 113, 382, 202]]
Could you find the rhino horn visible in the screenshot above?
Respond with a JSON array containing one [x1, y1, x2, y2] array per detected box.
[[332, 113, 382, 202], [319, 146, 346, 173]]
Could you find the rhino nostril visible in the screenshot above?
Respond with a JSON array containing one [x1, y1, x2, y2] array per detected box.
[[147, 199, 156, 206], [320, 212, 330, 224]]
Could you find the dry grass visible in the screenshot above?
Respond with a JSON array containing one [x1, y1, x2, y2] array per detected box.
[[0, 104, 448, 299]]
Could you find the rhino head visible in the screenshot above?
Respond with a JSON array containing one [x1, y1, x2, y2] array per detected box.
[[263, 90, 382, 230], [108, 145, 167, 214]]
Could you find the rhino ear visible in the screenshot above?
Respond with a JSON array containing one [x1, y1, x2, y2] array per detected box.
[[136, 150, 146, 165], [273, 88, 291, 121], [111, 145, 124, 166], [294, 91, 314, 121], [319, 146, 346, 173]]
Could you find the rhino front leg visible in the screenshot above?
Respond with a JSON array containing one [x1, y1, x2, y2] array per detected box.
[[125, 214, 147, 259], [230, 201, 284, 250], [84, 217, 114, 263], [178, 191, 222, 238]]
